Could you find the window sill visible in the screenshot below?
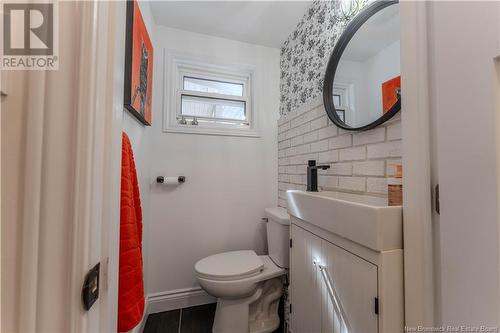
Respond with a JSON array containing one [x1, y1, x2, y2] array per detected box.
[[163, 123, 260, 137]]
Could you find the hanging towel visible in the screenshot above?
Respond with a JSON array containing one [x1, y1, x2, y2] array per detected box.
[[118, 132, 145, 332]]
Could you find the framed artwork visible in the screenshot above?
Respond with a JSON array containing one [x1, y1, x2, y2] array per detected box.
[[381, 75, 401, 114], [124, 0, 153, 126]]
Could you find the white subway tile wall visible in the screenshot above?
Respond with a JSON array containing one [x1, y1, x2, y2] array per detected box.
[[277, 97, 402, 208]]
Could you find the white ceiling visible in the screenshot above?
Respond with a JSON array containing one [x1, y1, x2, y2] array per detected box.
[[149, 1, 313, 48]]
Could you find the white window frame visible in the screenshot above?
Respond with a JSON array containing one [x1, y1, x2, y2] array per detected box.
[[164, 50, 259, 137], [333, 83, 355, 125]]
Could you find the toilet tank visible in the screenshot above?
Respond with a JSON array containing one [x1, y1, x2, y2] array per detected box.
[[265, 207, 290, 268]]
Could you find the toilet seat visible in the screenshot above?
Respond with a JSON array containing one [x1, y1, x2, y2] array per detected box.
[[195, 250, 264, 281]]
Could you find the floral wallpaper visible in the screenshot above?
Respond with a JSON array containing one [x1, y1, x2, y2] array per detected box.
[[279, 0, 369, 115]]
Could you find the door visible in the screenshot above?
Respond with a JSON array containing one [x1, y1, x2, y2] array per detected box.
[[290, 225, 323, 333], [427, 1, 500, 325], [320, 240, 378, 333], [1, 2, 125, 332], [290, 225, 379, 333]]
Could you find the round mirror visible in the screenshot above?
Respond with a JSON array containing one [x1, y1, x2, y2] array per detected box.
[[323, 0, 400, 131]]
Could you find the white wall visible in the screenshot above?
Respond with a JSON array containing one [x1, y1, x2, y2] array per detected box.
[[364, 40, 400, 123], [428, 1, 500, 326], [122, 0, 154, 297], [335, 59, 368, 125], [146, 26, 280, 297]]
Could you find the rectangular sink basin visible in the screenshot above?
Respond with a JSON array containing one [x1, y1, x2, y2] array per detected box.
[[286, 190, 402, 251]]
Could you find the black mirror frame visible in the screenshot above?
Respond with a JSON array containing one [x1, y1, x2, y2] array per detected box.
[[323, 0, 400, 131]]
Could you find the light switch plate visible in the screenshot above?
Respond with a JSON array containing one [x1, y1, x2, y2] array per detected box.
[[82, 263, 100, 311]]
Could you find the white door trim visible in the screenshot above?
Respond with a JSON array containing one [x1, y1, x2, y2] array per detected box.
[[69, 1, 100, 331], [69, 1, 125, 332], [96, 1, 127, 331], [18, 67, 48, 333], [400, 1, 435, 328]]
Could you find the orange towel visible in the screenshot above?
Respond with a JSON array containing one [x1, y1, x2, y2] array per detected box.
[[118, 133, 145, 332]]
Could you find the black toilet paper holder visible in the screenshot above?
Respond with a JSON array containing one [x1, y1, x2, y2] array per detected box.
[[156, 176, 186, 184]]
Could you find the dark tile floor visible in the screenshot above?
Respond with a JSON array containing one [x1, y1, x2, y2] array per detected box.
[[143, 298, 284, 333], [143, 303, 216, 333]]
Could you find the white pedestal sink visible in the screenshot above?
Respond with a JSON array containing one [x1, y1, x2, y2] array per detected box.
[[286, 190, 402, 251]]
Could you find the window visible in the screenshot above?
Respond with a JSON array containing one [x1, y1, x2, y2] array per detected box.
[[165, 53, 257, 137], [181, 77, 246, 124], [183, 77, 243, 96], [333, 84, 353, 124], [333, 93, 346, 122]]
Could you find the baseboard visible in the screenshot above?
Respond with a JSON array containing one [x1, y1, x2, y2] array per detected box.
[[147, 287, 216, 314]]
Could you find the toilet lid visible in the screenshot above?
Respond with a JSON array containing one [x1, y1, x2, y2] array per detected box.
[[195, 250, 264, 280]]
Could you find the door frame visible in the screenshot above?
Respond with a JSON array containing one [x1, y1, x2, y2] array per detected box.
[[78, 2, 438, 331], [68, 1, 126, 332], [400, 1, 435, 328], [9, 1, 435, 331]]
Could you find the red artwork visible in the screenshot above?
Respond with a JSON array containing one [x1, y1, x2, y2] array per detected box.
[[124, 0, 153, 126], [381, 75, 401, 114]]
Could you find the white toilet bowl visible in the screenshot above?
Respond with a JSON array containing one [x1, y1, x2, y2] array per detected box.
[[195, 251, 286, 333], [194, 207, 290, 333]]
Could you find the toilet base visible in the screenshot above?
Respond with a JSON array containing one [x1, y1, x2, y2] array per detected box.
[[212, 278, 283, 333], [249, 315, 280, 333]]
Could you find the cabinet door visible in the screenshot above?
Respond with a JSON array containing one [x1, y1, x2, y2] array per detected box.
[[290, 225, 323, 333], [320, 240, 378, 333]]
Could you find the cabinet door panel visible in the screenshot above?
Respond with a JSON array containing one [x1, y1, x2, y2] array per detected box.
[[320, 240, 378, 333], [290, 225, 323, 333]]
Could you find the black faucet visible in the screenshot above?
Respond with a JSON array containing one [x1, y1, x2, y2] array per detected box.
[[307, 160, 330, 192]]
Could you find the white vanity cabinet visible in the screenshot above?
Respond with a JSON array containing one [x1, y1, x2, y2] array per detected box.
[[289, 222, 403, 333], [287, 190, 404, 333], [289, 224, 323, 333], [320, 236, 379, 333]]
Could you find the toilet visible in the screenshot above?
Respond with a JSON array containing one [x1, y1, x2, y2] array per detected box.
[[194, 207, 290, 333]]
